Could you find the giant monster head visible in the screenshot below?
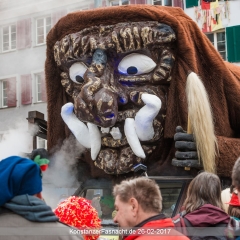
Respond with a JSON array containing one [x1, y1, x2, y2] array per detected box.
[[53, 20, 176, 174], [46, 5, 236, 177]]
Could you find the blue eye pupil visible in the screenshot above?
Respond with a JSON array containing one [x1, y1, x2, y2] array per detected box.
[[76, 75, 84, 83], [127, 66, 138, 75]]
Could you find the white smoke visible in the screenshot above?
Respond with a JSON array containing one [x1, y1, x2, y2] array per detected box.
[[43, 135, 84, 188], [42, 135, 85, 209], [0, 120, 38, 161], [0, 118, 85, 209]]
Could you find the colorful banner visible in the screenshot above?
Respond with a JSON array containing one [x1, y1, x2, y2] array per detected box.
[[195, 0, 229, 32]]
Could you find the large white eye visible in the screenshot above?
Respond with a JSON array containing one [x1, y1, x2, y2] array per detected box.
[[118, 53, 156, 76], [69, 62, 88, 84]]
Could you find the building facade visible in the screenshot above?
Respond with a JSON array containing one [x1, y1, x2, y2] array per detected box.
[[0, 0, 239, 149]]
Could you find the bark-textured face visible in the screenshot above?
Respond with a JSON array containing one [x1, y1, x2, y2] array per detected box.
[[54, 21, 176, 175]]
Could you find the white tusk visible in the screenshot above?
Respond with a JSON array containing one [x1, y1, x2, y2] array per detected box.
[[61, 103, 91, 148], [135, 93, 162, 141], [87, 123, 101, 161], [124, 118, 146, 159]]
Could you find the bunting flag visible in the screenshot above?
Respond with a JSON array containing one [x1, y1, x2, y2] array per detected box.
[[194, 1, 229, 33], [201, 0, 223, 32]]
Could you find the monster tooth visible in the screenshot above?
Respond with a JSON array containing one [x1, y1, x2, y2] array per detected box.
[[110, 127, 122, 140], [124, 118, 146, 159], [101, 127, 110, 133], [61, 103, 91, 148], [87, 123, 101, 161], [135, 93, 162, 141]]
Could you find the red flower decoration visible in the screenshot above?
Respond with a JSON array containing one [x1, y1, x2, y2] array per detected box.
[[40, 164, 48, 171], [54, 196, 101, 240]]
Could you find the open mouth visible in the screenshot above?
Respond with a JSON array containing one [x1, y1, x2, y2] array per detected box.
[[61, 93, 163, 174], [101, 115, 163, 147]]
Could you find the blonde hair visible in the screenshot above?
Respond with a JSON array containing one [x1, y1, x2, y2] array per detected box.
[[186, 72, 218, 173], [184, 172, 224, 213], [113, 177, 162, 213]]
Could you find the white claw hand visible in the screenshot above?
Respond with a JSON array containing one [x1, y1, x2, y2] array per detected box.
[[135, 93, 162, 141]]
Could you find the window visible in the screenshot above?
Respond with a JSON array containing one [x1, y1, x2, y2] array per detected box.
[[36, 16, 51, 45], [152, 0, 172, 7], [153, 0, 162, 4], [35, 73, 42, 102], [2, 24, 16, 52], [34, 72, 47, 103], [37, 136, 47, 149], [1, 80, 7, 107], [206, 31, 226, 60], [95, 0, 103, 7], [110, 0, 129, 6], [0, 78, 16, 108]]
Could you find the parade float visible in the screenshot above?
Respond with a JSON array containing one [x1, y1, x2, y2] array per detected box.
[[40, 4, 240, 220]]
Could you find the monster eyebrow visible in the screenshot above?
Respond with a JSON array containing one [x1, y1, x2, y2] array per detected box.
[[53, 21, 176, 68]]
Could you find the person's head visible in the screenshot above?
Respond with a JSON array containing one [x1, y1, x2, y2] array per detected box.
[[100, 195, 114, 218], [0, 156, 42, 206], [113, 177, 162, 227], [232, 157, 240, 202], [183, 172, 224, 213], [227, 192, 240, 218]]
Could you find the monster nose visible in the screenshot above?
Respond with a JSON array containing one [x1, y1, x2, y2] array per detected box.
[[94, 88, 118, 127]]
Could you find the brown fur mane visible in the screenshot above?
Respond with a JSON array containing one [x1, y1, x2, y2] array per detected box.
[[45, 5, 240, 177]]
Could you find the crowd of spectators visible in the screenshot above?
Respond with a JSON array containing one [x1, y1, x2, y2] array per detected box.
[[1, 155, 240, 240]]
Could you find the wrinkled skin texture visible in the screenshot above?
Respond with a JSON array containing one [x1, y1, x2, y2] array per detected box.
[[54, 21, 176, 175]]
